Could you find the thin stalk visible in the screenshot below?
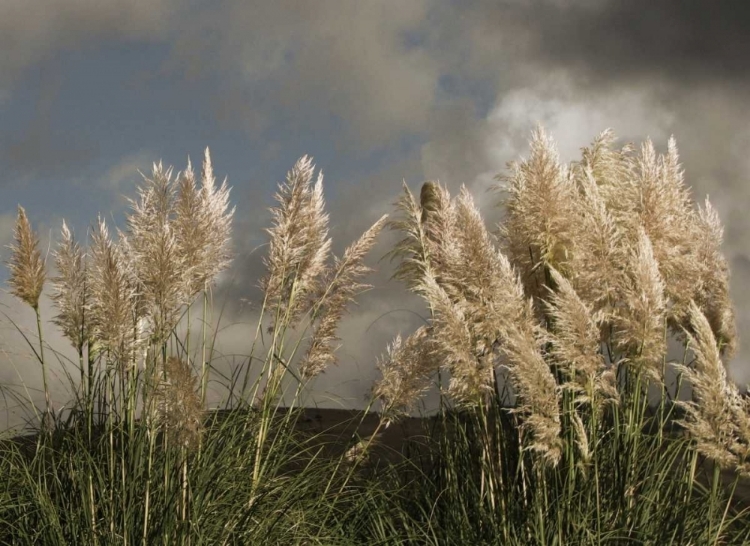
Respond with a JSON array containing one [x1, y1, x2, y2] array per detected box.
[[200, 288, 208, 406], [107, 359, 115, 537], [250, 267, 310, 492], [658, 316, 668, 443], [88, 472, 98, 542], [35, 307, 51, 430], [714, 472, 740, 546], [78, 345, 85, 409], [181, 446, 188, 526], [87, 340, 95, 444], [142, 428, 155, 544], [709, 462, 722, 542], [240, 291, 269, 402], [143, 347, 156, 545]]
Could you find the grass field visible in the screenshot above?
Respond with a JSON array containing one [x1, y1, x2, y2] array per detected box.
[[1, 129, 749, 544]]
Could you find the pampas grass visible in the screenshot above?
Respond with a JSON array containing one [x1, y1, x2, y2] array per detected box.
[[5, 206, 50, 424], [0, 128, 749, 545], [376, 126, 749, 543]]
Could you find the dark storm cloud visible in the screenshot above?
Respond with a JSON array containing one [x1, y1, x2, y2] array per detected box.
[[520, 0, 750, 85]]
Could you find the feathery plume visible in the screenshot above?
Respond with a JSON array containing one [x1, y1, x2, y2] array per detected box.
[[154, 356, 204, 450], [565, 165, 630, 344], [88, 216, 143, 365], [682, 196, 737, 359], [418, 271, 485, 405], [674, 301, 746, 470], [392, 182, 563, 461], [494, 126, 579, 322], [173, 158, 204, 298], [173, 151, 234, 301], [125, 162, 185, 343], [6, 205, 50, 421], [385, 182, 450, 290], [500, 301, 563, 467], [605, 138, 702, 342], [571, 411, 591, 467], [576, 129, 635, 204], [196, 148, 234, 289], [729, 393, 750, 475], [6, 206, 46, 309], [449, 188, 527, 338], [420, 181, 440, 225], [542, 266, 618, 407], [500, 299, 562, 466], [439, 187, 562, 462], [611, 227, 667, 381], [420, 181, 456, 279], [261, 156, 331, 330], [372, 326, 435, 426], [50, 220, 91, 352], [299, 215, 388, 379]]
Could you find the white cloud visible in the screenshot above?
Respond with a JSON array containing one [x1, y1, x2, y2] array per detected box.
[[484, 72, 675, 165]]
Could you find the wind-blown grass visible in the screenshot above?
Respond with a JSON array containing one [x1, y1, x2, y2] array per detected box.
[[0, 129, 748, 545]]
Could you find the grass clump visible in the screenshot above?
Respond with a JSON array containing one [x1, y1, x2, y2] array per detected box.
[[0, 129, 748, 545]]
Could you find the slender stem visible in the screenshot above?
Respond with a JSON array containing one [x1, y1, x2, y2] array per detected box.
[[35, 307, 51, 429], [87, 339, 95, 443], [201, 288, 208, 407], [143, 424, 155, 544], [107, 359, 115, 537], [181, 447, 188, 525]]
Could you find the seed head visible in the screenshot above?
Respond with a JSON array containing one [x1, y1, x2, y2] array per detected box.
[[154, 356, 204, 450], [261, 156, 331, 330], [50, 220, 91, 351], [6, 206, 46, 310]]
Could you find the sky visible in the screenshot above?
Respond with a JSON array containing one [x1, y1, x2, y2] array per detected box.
[[0, 0, 749, 426]]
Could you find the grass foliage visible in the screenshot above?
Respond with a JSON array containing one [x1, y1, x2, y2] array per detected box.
[[0, 131, 749, 544]]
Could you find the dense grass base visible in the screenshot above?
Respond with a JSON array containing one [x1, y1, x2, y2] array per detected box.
[[2, 401, 749, 545]]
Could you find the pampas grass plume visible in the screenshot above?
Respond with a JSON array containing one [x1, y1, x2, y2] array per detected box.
[[7, 205, 46, 310], [51, 220, 89, 351], [154, 356, 204, 450]]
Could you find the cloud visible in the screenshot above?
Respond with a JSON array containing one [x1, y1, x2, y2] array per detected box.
[[0, 65, 99, 185], [441, 0, 750, 88], [0, 0, 186, 91], [164, 0, 439, 149]]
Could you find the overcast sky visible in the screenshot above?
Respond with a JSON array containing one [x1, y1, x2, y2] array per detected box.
[[1, 0, 748, 425]]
